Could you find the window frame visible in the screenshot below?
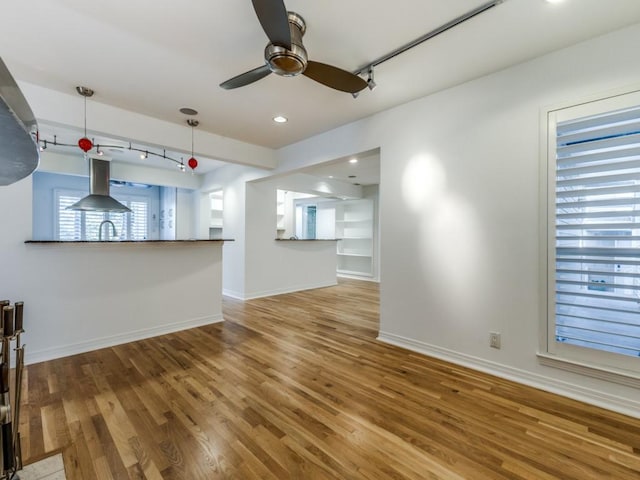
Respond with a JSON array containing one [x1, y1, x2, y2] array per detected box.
[[539, 86, 640, 386]]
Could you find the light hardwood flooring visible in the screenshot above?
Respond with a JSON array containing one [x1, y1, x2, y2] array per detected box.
[[19, 279, 640, 479]]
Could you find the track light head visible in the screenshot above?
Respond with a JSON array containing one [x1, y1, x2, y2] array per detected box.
[[367, 67, 377, 91]]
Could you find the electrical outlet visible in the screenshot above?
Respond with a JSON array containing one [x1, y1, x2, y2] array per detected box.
[[489, 332, 501, 349]]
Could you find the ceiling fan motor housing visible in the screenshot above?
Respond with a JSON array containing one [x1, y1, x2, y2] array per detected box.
[[265, 12, 307, 76]]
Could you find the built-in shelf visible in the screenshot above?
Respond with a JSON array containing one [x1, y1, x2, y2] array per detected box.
[[209, 190, 224, 239], [335, 199, 374, 279]]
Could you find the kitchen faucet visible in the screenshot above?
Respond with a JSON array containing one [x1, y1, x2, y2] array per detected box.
[[98, 220, 117, 241]]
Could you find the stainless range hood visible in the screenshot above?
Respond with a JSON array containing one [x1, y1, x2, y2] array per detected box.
[[0, 58, 39, 186], [67, 157, 131, 212]]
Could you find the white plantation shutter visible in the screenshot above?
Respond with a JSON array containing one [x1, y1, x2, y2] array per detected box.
[[57, 193, 82, 240], [55, 190, 150, 241], [129, 201, 148, 240], [554, 104, 640, 359]]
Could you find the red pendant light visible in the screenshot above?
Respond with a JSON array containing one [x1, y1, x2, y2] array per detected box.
[[76, 86, 94, 153], [187, 119, 199, 172], [78, 137, 93, 152]]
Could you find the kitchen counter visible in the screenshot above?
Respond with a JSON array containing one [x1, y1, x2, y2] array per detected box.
[[22, 237, 228, 364], [274, 238, 339, 241], [25, 239, 234, 244]]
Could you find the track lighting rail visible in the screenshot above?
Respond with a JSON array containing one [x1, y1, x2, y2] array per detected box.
[[354, 0, 504, 76], [37, 135, 190, 171]]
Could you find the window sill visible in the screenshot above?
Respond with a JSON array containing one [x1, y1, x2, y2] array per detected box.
[[537, 352, 640, 388]]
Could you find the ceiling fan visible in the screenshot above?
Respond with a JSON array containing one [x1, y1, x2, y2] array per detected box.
[[219, 0, 368, 94]]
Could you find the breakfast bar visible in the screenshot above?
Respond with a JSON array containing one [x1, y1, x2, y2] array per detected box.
[[23, 239, 232, 363]]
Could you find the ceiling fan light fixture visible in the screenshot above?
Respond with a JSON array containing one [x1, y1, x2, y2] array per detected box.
[[265, 12, 307, 76], [221, 3, 367, 94], [265, 45, 307, 76]]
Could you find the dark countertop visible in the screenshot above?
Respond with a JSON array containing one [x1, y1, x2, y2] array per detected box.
[[274, 238, 340, 241], [25, 239, 234, 244]]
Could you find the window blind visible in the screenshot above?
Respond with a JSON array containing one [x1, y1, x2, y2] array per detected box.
[[56, 191, 150, 241], [555, 106, 640, 357], [129, 201, 148, 240], [57, 194, 82, 240]]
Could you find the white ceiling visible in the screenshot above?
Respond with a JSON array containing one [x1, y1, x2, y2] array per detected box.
[[2, 0, 640, 153], [300, 150, 381, 187]]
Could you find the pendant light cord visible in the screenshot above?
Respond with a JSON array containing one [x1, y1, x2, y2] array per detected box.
[[83, 95, 87, 137]]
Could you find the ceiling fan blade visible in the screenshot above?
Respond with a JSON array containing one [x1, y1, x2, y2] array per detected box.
[[303, 61, 368, 94], [220, 64, 272, 89], [251, 0, 292, 49]]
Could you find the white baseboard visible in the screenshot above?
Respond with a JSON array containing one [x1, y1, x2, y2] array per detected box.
[[222, 289, 245, 300], [377, 331, 640, 419], [27, 314, 224, 365], [243, 280, 338, 301], [337, 273, 380, 283]]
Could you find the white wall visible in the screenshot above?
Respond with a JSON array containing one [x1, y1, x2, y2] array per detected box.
[[316, 203, 336, 239], [363, 184, 380, 282], [244, 180, 337, 299], [199, 164, 269, 298], [176, 188, 194, 239], [275, 24, 640, 417], [23, 242, 223, 364]]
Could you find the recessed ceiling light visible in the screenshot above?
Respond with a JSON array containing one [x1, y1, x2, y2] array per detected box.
[[545, 0, 564, 3], [273, 116, 288, 123], [329, 175, 334, 179], [180, 107, 198, 116], [349, 158, 358, 164]]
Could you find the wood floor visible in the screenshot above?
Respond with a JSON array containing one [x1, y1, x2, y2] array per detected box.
[[19, 279, 640, 479]]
